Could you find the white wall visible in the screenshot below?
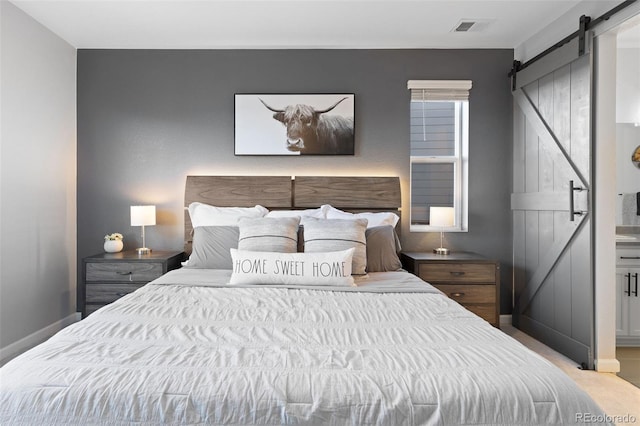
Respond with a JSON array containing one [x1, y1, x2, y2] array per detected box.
[[617, 124, 640, 194], [616, 123, 640, 226], [0, 1, 77, 360], [616, 47, 640, 225], [593, 32, 620, 373], [616, 48, 640, 125]]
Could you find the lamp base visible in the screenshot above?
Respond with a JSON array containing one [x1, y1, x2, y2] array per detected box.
[[136, 247, 152, 255], [433, 247, 450, 255]]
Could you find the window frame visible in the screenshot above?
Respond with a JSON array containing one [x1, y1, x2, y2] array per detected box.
[[408, 83, 470, 233]]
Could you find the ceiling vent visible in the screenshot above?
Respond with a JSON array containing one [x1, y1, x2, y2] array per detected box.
[[454, 21, 476, 32], [452, 19, 493, 33]]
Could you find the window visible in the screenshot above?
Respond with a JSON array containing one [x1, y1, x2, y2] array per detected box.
[[408, 80, 470, 232]]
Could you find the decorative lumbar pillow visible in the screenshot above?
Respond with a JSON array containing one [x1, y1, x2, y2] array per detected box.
[[323, 204, 400, 228], [365, 226, 402, 272], [265, 206, 327, 219], [188, 202, 268, 227], [183, 226, 239, 269], [237, 217, 300, 253], [229, 248, 355, 286], [301, 217, 368, 275]]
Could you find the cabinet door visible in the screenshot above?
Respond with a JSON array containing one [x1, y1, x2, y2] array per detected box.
[[616, 269, 629, 336], [629, 269, 640, 337]]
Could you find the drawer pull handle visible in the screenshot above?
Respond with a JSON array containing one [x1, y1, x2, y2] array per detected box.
[[620, 256, 640, 260], [116, 292, 127, 297], [634, 273, 639, 297], [117, 271, 133, 282], [450, 271, 465, 276], [450, 292, 465, 298], [625, 273, 631, 296]]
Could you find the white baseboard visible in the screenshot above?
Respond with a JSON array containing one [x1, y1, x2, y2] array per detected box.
[[500, 314, 512, 326], [0, 312, 81, 364], [594, 358, 621, 373]]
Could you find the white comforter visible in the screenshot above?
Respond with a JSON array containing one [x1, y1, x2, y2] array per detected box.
[[0, 269, 610, 425]]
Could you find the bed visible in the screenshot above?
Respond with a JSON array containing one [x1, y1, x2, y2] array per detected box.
[[0, 176, 611, 425]]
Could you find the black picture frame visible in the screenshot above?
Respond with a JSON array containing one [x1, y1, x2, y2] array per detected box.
[[234, 94, 355, 156]]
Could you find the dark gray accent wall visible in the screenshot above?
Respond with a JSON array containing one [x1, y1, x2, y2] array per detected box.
[[77, 49, 513, 314]]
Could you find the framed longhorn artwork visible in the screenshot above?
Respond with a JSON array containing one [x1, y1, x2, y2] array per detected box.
[[234, 94, 355, 155]]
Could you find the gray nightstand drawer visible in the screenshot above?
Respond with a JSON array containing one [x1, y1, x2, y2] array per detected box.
[[86, 283, 144, 304], [86, 262, 163, 282], [432, 284, 496, 304], [418, 263, 495, 284], [463, 305, 497, 325]]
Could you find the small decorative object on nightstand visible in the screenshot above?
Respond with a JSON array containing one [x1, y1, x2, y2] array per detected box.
[[81, 250, 183, 317], [103, 233, 124, 253], [430, 206, 454, 255], [401, 251, 500, 327]]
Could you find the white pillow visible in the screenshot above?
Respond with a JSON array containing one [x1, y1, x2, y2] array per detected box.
[[188, 202, 268, 227], [323, 204, 399, 228], [229, 248, 355, 287], [266, 206, 327, 219]]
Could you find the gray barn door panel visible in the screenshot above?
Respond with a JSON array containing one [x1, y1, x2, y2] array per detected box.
[[512, 45, 593, 368]]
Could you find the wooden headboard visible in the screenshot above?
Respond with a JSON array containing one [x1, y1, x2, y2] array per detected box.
[[184, 175, 401, 253]]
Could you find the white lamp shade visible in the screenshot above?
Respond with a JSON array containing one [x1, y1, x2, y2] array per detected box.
[[430, 206, 454, 227], [130, 205, 156, 226]]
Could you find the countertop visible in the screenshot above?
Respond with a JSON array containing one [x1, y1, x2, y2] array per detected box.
[[617, 226, 640, 246]]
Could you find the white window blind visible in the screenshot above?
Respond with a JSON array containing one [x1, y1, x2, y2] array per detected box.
[[408, 80, 472, 101]]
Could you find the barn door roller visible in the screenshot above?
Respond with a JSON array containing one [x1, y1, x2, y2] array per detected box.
[[578, 15, 591, 56]]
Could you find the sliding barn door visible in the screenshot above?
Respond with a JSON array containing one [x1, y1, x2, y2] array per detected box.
[[512, 38, 594, 368]]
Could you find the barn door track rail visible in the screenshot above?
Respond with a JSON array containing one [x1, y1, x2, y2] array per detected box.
[[509, 0, 638, 90]]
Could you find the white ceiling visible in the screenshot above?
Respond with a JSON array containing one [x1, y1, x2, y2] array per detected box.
[[9, 0, 595, 50]]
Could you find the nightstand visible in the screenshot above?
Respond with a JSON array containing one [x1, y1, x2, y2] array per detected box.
[[401, 251, 500, 327], [82, 250, 184, 317]]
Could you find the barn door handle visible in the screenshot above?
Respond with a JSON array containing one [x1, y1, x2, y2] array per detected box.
[[569, 180, 584, 221], [625, 273, 631, 296]]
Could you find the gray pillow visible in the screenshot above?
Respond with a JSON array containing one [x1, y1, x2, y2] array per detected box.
[[302, 217, 368, 275], [365, 226, 402, 272], [238, 217, 300, 253], [184, 226, 239, 269]]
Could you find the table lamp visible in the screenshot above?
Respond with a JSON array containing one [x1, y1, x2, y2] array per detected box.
[[430, 206, 454, 255], [130, 205, 156, 255]]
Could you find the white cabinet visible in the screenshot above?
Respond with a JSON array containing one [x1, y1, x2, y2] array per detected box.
[[616, 247, 640, 346]]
